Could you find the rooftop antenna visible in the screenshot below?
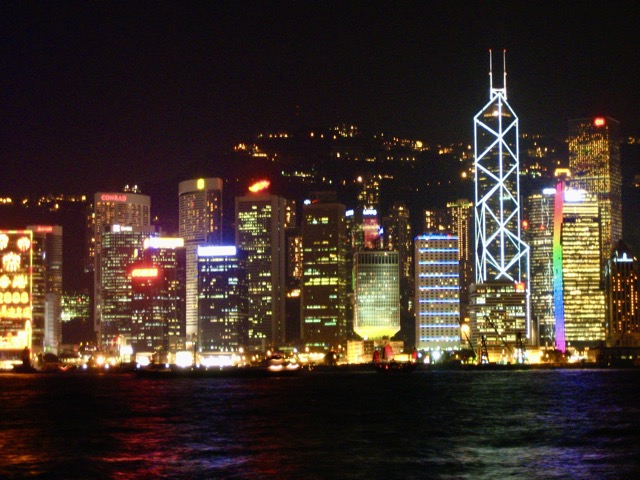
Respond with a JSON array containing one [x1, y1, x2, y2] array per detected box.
[[503, 49, 507, 99], [489, 49, 493, 93], [489, 48, 507, 100]]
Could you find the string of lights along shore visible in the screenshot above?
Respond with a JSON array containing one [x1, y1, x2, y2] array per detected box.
[[1, 49, 639, 370]]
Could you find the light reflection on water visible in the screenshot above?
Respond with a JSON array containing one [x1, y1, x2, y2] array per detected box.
[[1, 369, 639, 479]]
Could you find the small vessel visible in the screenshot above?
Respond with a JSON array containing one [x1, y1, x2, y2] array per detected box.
[[372, 344, 418, 373]]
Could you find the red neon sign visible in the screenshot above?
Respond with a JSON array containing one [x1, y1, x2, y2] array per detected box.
[[594, 117, 606, 127], [100, 194, 128, 202]]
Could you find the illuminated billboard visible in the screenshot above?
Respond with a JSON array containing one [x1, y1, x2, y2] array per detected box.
[[0, 230, 33, 350]]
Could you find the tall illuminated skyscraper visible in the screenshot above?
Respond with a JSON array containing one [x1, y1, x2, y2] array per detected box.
[[99, 224, 157, 349], [301, 192, 347, 350], [235, 183, 289, 350], [524, 191, 555, 347], [93, 191, 151, 344], [568, 117, 621, 268], [605, 240, 639, 346], [353, 250, 400, 340], [178, 178, 223, 346], [560, 188, 605, 348], [474, 51, 529, 285], [471, 51, 530, 355], [446, 199, 473, 322], [130, 237, 186, 354], [415, 234, 461, 352], [28, 225, 63, 354], [382, 201, 414, 343], [197, 245, 248, 352]]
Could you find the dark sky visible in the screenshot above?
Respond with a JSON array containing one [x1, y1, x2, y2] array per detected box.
[[1, 1, 639, 196]]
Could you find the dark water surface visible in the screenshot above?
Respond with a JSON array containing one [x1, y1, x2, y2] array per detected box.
[[1, 369, 639, 479]]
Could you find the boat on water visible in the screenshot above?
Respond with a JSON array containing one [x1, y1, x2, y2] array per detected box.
[[372, 343, 418, 373]]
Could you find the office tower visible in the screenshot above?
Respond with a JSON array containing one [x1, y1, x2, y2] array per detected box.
[[471, 51, 530, 355], [382, 202, 414, 346], [559, 188, 605, 348], [301, 193, 347, 350], [235, 184, 288, 350], [0, 230, 34, 364], [423, 208, 448, 233], [524, 191, 555, 347], [285, 227, 302, 343], [446, 199, 473, 322], [99, 224, 157, 349], [61, 293, 91, 323], [28, 225, 63, 354], [356, 174, 381, 249], [178, 178, 223, 346], [197, 246, 248, 352], [469, 281, 528, 362], [568, 117, 622, 268], [61, 292, 93, 345], [414, 234, 461, 352], [353, 250, 400, 340], [605, 240, 639, 346], [93, 191, 151, 343], [130, 237, 186, 354]]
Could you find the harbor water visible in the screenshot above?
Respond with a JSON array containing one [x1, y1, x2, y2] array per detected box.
[[1, 368, 639, 479]]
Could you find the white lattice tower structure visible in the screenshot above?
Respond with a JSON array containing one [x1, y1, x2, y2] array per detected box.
[[474, 50, 530, 286]]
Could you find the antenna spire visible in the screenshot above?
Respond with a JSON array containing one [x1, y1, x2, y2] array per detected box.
[[489, 49, 493, 93], [503, 49, 507, 99]]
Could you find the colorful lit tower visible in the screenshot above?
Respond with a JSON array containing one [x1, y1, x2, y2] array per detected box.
[[471, 51, 530, 356]]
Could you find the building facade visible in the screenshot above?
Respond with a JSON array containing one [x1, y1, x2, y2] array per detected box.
[[178, 178, 223, 347], [568, 117, 622, 269], [27, 225, 63, 354], [92, 192, 151, 344], [301, 194, 348, 350], [197, 246, 248, 353], [235, 189, 288, 350], [353, 250, 400, 341], [605, 240, 639, 346], [414, 234, 461, 352], [99, 224, 157, 349], [471, 52, 530, 354]]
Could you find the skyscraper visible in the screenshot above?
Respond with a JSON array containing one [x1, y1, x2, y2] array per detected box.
[[471, 50, 530, 355], [474, 51, 529, 285], [415, 234, 461, 352], [197, 245, 248, 352], [560, 189, 605, 349], [568, 117, 622, 268], [301, 193, 347, 350], [130, 237, 186, 354], [605, 240, 639, 346], [524, 191, 555, 347], [353, 250, 400, 340], [93, 191, 151, 344], [382, 201, 414, 346], [99, 224, 157, 349], [235, 184, 289, 350], [178, 178, 223, 347], [446, 199, 473, 322], [27, 225, 63, 354]]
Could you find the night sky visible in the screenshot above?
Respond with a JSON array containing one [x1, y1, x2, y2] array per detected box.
[[1, 1, 639, 197]]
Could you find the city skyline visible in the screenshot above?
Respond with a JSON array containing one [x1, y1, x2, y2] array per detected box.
[[1, 2, 639, 197]]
